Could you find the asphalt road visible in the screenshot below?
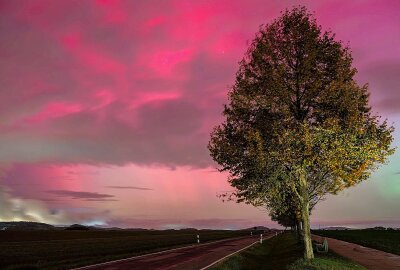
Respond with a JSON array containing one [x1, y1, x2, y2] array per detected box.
[[73, 235, 270, 270]]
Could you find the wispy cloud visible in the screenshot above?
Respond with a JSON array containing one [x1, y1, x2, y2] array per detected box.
[[84, 199, 118, 202], [105, 186, 153, 191], [46, 190, 116, 201]]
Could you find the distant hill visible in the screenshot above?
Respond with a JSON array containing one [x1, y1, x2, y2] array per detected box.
[[0, 221, 55, 230], [107, 226, 125, 230], [179, 228, 198, 231], [320, 226, 350, 230], [365, 226, 397, 230], [65, 224, 91, 230], [125, 228, 149, 231], [65, 224, 129, 230], [245, 226, 271, 231]]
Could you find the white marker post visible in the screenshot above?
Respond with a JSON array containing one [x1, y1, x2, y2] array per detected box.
[[251, 231, 253, 237], [197, 234, 200, 244], [260, 234, 263, 244]]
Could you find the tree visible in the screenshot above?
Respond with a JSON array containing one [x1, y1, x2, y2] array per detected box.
[[208, 7, 394, 259]]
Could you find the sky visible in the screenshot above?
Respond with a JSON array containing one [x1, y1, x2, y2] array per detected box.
[[0, 0, 399, 229]]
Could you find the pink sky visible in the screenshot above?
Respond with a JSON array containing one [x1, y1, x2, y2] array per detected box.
[[0, 0, 399, 229]]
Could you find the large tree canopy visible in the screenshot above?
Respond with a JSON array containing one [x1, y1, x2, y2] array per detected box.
[[209, 7, 394, 259]]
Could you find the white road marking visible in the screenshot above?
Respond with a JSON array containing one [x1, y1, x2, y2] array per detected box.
[[199, 241, 259, 270], [199, 233, 280, 270]]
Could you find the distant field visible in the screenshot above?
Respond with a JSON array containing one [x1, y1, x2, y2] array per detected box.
[[313, 229, 400, 255], [0, 229, 251, 270]]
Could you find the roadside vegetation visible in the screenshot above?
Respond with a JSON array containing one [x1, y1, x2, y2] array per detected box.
[[211, 233, 366, 270], [0, 229, 250, 270], [314, 229, 400, 255], [288, 254, 366, 270], [211, 233, 303, 270]]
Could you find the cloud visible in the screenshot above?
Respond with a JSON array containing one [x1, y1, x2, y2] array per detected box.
[[0, 0, 397, 170], [0, 0, 235, 169], [67, 170, 99, 175], [46, 190, 116, 201], [84, 199, 118, 202], [0, 99, 211, 167], [105, 186, 153, 190], [359, 60, 400, 114], [0, 187, 70, 224], [0, 187, 109, 225]]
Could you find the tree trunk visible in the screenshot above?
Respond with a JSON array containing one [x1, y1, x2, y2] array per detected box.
[[296, 219, 302, 242], [301, 201, 314, 259], [300, 170, 314, 259]]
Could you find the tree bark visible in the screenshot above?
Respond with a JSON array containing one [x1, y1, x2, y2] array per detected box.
[[300, 170, 314, 259], [301, 200, 314, 259], [296, 218, 303, 242]]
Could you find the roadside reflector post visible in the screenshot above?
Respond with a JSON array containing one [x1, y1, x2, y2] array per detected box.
[[251, 231, 252, 236], [197, 234, 200, 244], [260, 234, 263, 244]]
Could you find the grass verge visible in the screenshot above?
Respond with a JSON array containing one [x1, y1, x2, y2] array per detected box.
[[211, 232, 303, 270], [211, 232, 367, 270], [287, 252, 366, 270]]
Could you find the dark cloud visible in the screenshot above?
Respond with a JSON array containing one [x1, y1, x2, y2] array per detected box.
[[0, 98, 212, 167], [46, 190, 115, 200], [136, 100, 202, 135], [105, 186, 153, 190]]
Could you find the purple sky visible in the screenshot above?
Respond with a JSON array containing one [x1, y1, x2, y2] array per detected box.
[[0, 0, 399, 229]]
